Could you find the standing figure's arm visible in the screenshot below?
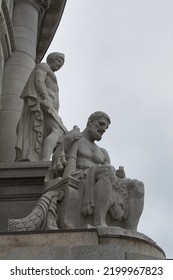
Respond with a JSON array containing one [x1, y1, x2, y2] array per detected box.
[[35, 65, 52, 110], [54, 90, 60, 113]]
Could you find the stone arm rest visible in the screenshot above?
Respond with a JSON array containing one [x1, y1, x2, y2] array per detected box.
[[44, 176, 79, 193]]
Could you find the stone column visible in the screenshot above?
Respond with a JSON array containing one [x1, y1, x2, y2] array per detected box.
[[0, 0, 49, 162]]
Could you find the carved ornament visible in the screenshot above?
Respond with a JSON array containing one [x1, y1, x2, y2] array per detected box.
[[15, 0, 52, 10]]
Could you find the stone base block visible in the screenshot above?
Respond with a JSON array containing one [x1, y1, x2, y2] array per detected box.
[[0, 162, 49, 231], [0, 229, 166, 260]]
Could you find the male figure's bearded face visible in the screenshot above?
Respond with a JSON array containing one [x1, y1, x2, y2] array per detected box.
[[88, 117, 109, 141], [88, 125, 102, 141]]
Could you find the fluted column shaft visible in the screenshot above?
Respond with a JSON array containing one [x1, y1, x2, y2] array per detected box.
[[0, 0, 46, 161]]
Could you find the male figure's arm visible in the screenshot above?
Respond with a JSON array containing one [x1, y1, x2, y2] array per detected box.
[[100, 148, 111, 165], [64, 126, 82, 154], [101, 147, 125, 178], [51, 126, 81, 177], [35, 64, 52, 110]]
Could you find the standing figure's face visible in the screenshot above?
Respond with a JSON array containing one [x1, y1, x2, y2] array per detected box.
[[49, 57, 64, 71], [88, 117, 109, 141]]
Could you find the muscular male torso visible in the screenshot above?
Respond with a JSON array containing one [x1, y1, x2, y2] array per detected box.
[[76, 136, 110, 170], [45, 71, 59, 110]]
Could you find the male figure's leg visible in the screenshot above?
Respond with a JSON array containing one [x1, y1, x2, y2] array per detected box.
[[42, 113, 62, 161], [93, 166, 116, 227], [125, 179, 144, 230]]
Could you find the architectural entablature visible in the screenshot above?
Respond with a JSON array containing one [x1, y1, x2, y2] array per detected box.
[[36, 0, 67, 62]]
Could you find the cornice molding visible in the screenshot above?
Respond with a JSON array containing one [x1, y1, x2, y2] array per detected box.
[[36, 0, 67, 62]]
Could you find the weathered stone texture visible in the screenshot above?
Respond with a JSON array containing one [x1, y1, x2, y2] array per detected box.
[[0, 230, 166, 260]]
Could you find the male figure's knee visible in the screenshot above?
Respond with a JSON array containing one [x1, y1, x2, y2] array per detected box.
[[128, 179, 144, 198], [95, 165, 116, 183]]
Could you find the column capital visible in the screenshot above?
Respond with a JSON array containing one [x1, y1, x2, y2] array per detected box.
[[34, 0, 52, 9], [15, 0, 52, 11]]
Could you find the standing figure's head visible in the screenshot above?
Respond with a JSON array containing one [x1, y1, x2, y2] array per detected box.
[[87, 111, 111, 141], [46, 52, 65, 72]]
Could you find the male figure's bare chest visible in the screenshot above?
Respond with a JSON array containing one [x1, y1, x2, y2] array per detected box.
[[45, 72, 58, 92], [77, 138, 105, 164]]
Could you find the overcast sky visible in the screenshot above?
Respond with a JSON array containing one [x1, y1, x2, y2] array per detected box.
[[45, 0, 173, 259]]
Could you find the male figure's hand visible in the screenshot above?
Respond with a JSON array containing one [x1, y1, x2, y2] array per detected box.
[[40, 99, 53, 111], [67, 126, 82, 142]]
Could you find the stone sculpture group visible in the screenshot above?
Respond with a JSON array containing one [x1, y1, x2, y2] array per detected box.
[[9, 65, 145, 233]]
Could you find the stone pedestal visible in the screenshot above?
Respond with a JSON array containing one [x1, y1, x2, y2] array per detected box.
[[0, 162, 49, 231], [0, 229, 166, 260]]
